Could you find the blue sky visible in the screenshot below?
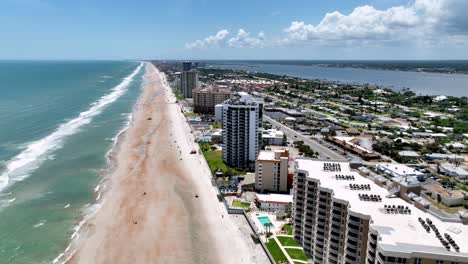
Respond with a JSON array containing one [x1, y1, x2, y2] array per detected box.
[[1, 0, 467, 60]]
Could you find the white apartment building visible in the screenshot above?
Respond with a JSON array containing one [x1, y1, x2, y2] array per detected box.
[[255, 149, 289, 193], [221, 93, 263, 169], [293, 159, 468, 264]]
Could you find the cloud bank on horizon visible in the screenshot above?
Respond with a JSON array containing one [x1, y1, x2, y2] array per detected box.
[[186, 0, 468, 50]]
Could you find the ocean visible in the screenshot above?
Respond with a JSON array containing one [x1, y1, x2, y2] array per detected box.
[[0, 61, 144, 263], [206, 61, 468, 97]]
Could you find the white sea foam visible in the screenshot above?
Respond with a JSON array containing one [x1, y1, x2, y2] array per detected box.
[[0, 197, 16, 209], [33, 219, 46, 228], [52, 203, 102, 264], [52, 64, 147, 264], [0, 62, 144, 193]]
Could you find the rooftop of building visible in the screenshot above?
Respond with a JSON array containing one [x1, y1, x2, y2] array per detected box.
[[398, 150, 421, 157], [376, 163, 425, 176], [257, 149, 288, 161], [241, 172, 256, 186], [296, 158, 468, 258], [440, 165, 468, 175], [262, 128, 284, 138], [255, 193, 293, 204], [446, 142, 466, 148], [193, 86, 231, 94], [223, 92, 263, 106], [334, 136, 374, 154], [424, 153, 464, 159]]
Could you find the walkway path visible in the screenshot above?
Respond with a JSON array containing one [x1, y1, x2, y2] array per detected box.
[[290, 260, 308, 263], [273, 235, 311, 264], [283, 246, 303, 249], [272, 236, 294, 264]]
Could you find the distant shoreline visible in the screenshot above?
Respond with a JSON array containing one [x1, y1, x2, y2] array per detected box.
[[205, 62, 468, 97], [207, 61, 468, 75]]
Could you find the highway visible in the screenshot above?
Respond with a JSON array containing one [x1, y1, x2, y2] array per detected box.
[[264, 116, 347, 161]]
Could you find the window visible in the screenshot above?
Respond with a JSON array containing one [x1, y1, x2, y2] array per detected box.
[[436, 261, 444, 264], [413, 258, 422, 264], [397, 258, 408, 264]]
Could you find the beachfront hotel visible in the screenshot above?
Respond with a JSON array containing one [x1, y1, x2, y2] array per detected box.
[[221, 93, 263, 169], [193, 86, 232, 114], [292, 158, 468, 264], [255, 149, 289, 193]]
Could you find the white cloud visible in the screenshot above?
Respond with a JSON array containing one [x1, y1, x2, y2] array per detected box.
[[185, 29, 229, 49], [284, 0, 468, 45], [185, 0, 468, 51], [186, 29, 265, 49], [284, 5, 420, 43], [228, 29, 265, 48]]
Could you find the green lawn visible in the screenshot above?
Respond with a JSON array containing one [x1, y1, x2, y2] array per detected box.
[[277, 236, 301, 247], [265, 239, 288, 264], [283, 224, 293, 235], [175, 90, 183, 101], [202, 149, 229, 172], [232, 201, 251, 208], [199, 143, 244, 175], [285, 248, 309, 261], [212, 123, 222, 129]]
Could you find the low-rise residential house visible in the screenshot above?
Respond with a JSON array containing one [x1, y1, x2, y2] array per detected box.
[[423, 153, 464, 163], [440, 165, 468, 179], [446, 142, 466, 152], [331, 136, 381, 160], [345, 128, 360, 136], [398, 150, 420, 160], [422, 183, 466, 207]]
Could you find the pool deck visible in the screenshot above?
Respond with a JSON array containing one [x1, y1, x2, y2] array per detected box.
[[250, 212, 286, 235]]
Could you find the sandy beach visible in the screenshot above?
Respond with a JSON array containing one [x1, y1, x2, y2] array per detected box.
[[63, 62, 262, 264]]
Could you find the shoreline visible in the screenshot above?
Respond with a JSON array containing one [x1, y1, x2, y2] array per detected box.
[[53, 79, 140, 264], [56, 62, 258, 264], [210, 60, 468, 75]]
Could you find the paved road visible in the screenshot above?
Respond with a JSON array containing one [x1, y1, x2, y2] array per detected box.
[[264, 116, 347, 161]]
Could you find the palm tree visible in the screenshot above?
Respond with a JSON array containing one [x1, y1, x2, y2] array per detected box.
[[265, 222, 273, 236]]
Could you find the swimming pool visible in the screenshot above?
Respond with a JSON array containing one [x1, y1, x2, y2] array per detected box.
[[258, 216, 273, 228]]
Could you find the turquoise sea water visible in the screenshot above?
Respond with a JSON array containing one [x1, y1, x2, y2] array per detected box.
[[0, 61, 144, 263]]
